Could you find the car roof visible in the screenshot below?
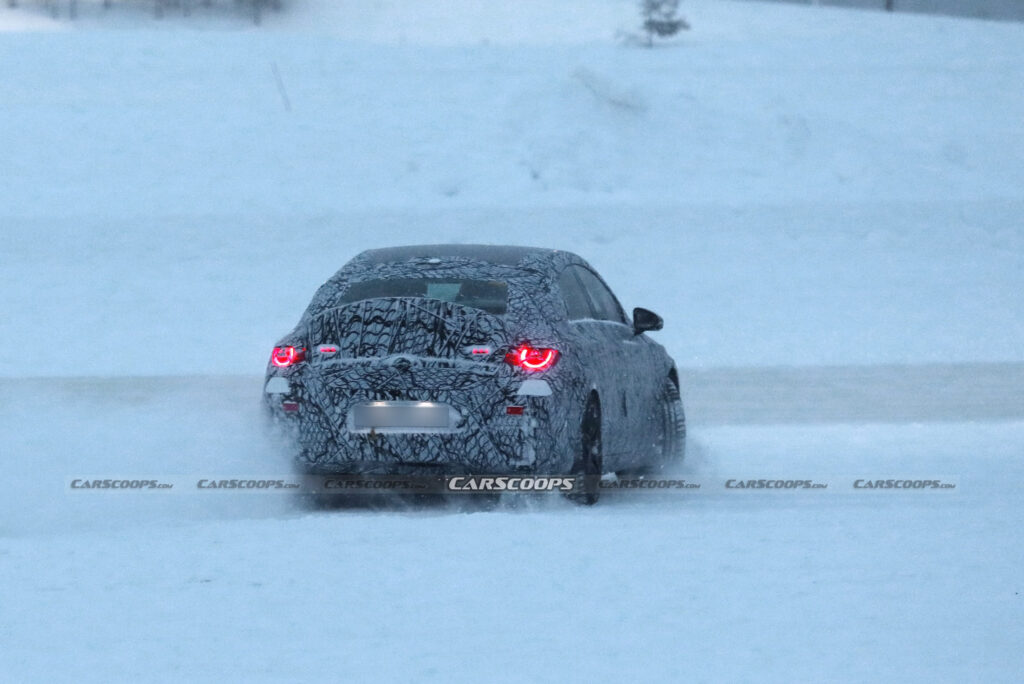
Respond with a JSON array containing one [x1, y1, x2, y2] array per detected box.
[[358, 244, 561, 268]]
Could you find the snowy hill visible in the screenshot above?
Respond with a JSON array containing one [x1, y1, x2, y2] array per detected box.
[[1, 0, 1022, 374]]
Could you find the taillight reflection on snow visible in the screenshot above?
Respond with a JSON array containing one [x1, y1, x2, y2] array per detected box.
[[505, 345, 559, 372], [271, 346, 305, 368]]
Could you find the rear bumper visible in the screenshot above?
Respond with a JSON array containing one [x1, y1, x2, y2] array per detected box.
[[294, 407, 548, 474], [266, 395, 569, 475], [264, 360, 578, 474]]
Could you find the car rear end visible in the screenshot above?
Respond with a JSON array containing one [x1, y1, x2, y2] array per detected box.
[[264, 260, 573, 477]]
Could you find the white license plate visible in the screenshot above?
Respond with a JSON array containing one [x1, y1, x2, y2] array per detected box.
[[349, 402, 452, 431]]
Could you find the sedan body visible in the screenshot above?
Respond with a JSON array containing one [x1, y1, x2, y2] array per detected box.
[[264, 245, 683, 498]]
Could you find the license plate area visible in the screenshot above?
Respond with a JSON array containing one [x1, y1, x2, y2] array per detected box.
[[347, 401, 460, 434]]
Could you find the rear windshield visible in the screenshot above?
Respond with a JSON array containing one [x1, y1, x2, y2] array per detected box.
[[338, 278, 508, 315]]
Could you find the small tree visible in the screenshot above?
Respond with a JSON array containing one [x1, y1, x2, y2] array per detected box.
[[640, 0, 689, 47]]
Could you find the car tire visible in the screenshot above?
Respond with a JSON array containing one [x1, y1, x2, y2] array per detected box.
[[656, 377, 686, 469], [567, 393, 603, 505]]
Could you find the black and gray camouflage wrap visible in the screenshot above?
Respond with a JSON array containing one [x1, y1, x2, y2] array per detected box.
[[264, 245, 679, 476]]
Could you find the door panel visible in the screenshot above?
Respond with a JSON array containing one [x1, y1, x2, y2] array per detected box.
[[558, 267, 632, 463], [570, 266, 659, 466]]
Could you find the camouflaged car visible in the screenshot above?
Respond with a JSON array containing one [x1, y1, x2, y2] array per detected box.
[[264, 244, 684, 504]]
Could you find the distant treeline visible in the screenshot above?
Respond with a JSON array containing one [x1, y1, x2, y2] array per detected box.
[[6, 0, 283, 24], [743, 0, 1024, 22]]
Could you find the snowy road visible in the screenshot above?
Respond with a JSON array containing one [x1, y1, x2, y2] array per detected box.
[[4, 361, 1024, 426], [3, 363, 1021, 537], [683, 362, 1024, 424]]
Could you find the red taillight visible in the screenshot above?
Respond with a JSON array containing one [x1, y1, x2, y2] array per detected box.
[[271, 346, 306, 368], [505, 345, 559, 372]]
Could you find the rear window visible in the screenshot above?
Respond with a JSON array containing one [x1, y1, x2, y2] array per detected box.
[[338, 278, 508, 315]]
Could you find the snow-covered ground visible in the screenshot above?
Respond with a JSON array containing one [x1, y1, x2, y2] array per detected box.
[[2, 371, 1022, 681], [1, 1, 1022, 681]]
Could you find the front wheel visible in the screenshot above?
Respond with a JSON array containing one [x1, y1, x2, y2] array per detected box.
[[655, 378, 686, 470]]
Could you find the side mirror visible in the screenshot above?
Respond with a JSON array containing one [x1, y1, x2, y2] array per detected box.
[[632, 307, 663, 335]]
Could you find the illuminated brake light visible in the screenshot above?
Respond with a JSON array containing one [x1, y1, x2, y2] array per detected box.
[[505, 345, 559, 372], [271, 346, 306, 368], [318, 345, 338, 354]]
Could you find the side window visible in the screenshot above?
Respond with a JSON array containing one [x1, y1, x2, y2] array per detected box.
[[558, 268, 593, 321], [573, 266, 626, 324]]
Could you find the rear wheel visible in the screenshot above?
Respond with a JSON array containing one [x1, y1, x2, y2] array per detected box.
[[567, 394, 603, 505]]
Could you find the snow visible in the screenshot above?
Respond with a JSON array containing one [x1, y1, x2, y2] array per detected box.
[[3, 378, 1023, 680], [1, 2, 1023, 374], [1, 0, 1023, 681]]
